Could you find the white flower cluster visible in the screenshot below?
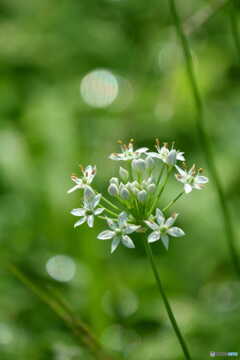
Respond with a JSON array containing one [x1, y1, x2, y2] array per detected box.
[[68, 140, 208, 253]]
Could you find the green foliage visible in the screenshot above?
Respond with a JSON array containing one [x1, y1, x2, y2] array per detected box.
[[0, 0, 240, 359]]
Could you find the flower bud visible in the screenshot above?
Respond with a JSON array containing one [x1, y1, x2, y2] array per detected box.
[[108, 183, 119, 196], [166, 149, 177, 166], [147, 183, 156, 193], [110, 177, 119, 186], [119, 167, 129, 182], [145, 155, 154, 170], [120, 186, 130, 200], [137, 190, 147, 202], [132, 159, 146, 173]]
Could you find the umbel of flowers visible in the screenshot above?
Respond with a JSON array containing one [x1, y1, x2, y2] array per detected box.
[[68, 140, 208, 253]]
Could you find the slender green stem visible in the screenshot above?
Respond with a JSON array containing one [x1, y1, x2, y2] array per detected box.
[[229, 0, 240, 61], [101, 206, 119, 218], [7, 262, 114, 360], [169, 0, 240, 276], [163, 191, 184, 212], [143, 239, 192, 360], [101, 195, 120, 211], [149, 168, 171, 215]]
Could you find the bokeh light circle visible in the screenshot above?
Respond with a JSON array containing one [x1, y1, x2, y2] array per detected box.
[[80, 69, 119, 108], [46, 255, 76, 282]]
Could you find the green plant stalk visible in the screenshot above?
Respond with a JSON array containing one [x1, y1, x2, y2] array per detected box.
[[7, 262, 114, 360], [169, 0, 240, 276], [229, 0, 240, 61], [101, 195, 120, 211], [143, 239, 192, 360], [163, 191, 184, 212]]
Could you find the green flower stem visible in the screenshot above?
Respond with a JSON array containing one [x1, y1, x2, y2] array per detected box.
[[149, 168, 171, 215], [169, 0, 240, 276], [143, 239, 192, 360], [163, 191, 184, 213], [229, 0, 240, 61], [101, 195, 120, 211], [7, 262, 114, 360], [102, 206, 119, 218]]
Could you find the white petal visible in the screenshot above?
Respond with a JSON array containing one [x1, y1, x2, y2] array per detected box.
[[71, 208, 86, 216], [167, 150, 177, 165], [119, 212, 128, 227], [148, 231, 160, 243], [92, 194, 101, 208], [67, 184, 81, 194], [195, 175, 208, 184], [175, 165, 187, 177], [136, 147, 148, 153], [167, 227, 185, 237], [147, 152, 161, 159], [97, 230, 115, 240], [144, 220, 159, 231], [156, 208, 164, 218], [176, 152, 185, 161], [121, 235, 135, 248], [109, 153, 124, 161], [125, 224, 141, 234], [161, 234, 169, 250], [184, 183, 192, 194], [111, 236, 121, 253], [87, 215, 94, 228], [106, 218, 118, 230], [74, 217, 86, 227], [165, 214, 178, 227], [84, 186, 95, 201], [94, 207, 104, 215]]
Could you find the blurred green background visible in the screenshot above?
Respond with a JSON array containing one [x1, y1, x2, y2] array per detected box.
[[1, 0, 240, 359]]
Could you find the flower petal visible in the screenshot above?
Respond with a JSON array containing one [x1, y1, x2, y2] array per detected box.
[[74, 217, 86, 227], [125, 224, 141, 234], [111, 236, 121, 253], [176, 152, 185, 161], [148, 231, 160, 243], [184, 183, 192, 194], [195, 175, 208, 184], [94, 207, 105, 215], [165, 214, 178, 227], [67, 184, 81, 194], [161, 234, 169, 250], [106, 218, 118, 230], [119, 212, 128, 227], [92, 194, 101, 208], [87, 215, 94, 228], [175, 165, 187, 177], [71, 208, 86, 216], [144, 220, 159, 231], [167, 227, 185, 237], [121, 235, 135, 248], [136, 147, 149, 153], [97, 230, 115, 240], [84, 186, 95, 201]]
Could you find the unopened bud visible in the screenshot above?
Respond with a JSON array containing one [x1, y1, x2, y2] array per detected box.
[[147, 183, 156, 193], [145, 155, 155, 170], [120, 186, 130, 200], [137, 190, 147, 202], [110, 177, 119, 186], [119, 167, 129, 182], [132, 159, 146, 173], [108, 183, 119, 197]]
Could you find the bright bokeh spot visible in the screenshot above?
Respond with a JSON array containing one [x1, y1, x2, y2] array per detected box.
[[46, 255, 76, 282], [80, 69, 119, 108]]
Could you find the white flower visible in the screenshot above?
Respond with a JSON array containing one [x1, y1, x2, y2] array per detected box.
[[145, 209, 185, 249], [97, 212, 140, 253], [68, 165, 96, 193], [148, 143, 185, 166], [109, 141, 148, 161], [175, 165, 208, 194], [71, 193, 104, 228]]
